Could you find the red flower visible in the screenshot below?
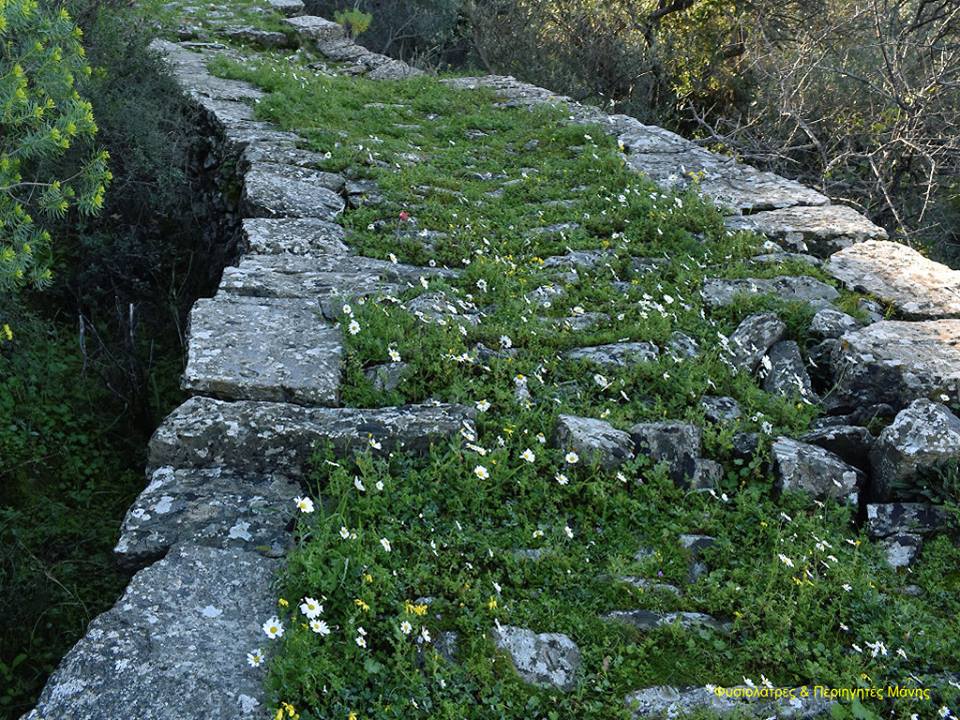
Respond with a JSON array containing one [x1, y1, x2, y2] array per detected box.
[[398, 211, 410, 222]]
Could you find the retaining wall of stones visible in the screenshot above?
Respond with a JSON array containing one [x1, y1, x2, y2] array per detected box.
[[24, 7, 960, 719]]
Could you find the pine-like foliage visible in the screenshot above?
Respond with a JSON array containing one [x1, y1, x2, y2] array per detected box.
[[0, 0, 111, 291]]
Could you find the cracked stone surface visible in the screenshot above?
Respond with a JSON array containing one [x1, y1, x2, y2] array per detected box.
[[564, 341, 660, 368], [23, 544, 279, 720], [724, 312, 786, 373], [830, 320, 960, 410], [865, 502, 952, 538], [725, 204, 886, 257], [242, 161, 345, 219], [761, 340, 817, 402], [869, 398, 960, 501], [810, 307, 862, 339], [702, 276, 838, 308], [241, 217, 349, 256], [184, 296, 343, 406], [605, 610, 730, 634], [826, 240, 960, 319], [149, 396, 473, 476], [771, 437, 863, 501], [115, 466, 298, 569], [628, 422, 701, 483], [491, 625, 581, 691], [554, 414, 634, 469]]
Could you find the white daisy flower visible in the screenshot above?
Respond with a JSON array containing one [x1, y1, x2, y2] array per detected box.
[[246, 648, 265, 667], [294, 496, 314, 514], [348, 320, 361, 335], [300, 597, 323, 619], [339, 526, 351, 539], [565, 451, 579, 465], [555, 473, 569, 486], [262, 617, 284, 639], [520, 448, 536, 463], [400, 621, 413, 635], [474, 465, 489, 480], [310, 619, 331, 636], [476, 399, 491, 412], [380, 537, 392, 552], [388, 348, 402, 362]]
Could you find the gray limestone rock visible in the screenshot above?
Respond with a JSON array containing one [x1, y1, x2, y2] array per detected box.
[[826, 240, 960, 319], [830, 320, 960, 410], [404, 291, 480, 326], [242, 162, 345, 219], [700, 396, 741, 422], [680, 533, 715, 583], [620, 577, 682, 596], [286, 14, 345, 43], [223, 26, 290, 48], [555, 312, 609, 332], [542, 249, 613, 271], [865, 502, 952, 538], [761, 340, 817, 402], [725, 204, 886, 257], [491, 625, 580, 691], [183, 296, 342, 406], [115, 466, 298, 568], [625, 684, 832, 719], [666, 331, 700, 358], [880, 534, 923, 569], [628, 422, 702, 483], [806, 338, 838, 386], [725, 312, 786, 373], [554, 414, 635, 470], [689, 459, 724, 489], [266, 0, 304, 16], [605, 610, 730, 634], [869, 399, 960, 501], [365, 362, 409, 392], [564, 341, 660, 368], [525, 284, 566, 308], [241, 217, 349, 256], [810, 307, 862, 339], [771, 437, 863, 501], [799, 425, 874, 471], [149, 396, 473, 476], [24, 545, 280, 720], [703, 276, 838, 308]]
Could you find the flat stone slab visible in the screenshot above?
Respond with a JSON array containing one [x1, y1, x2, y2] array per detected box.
[[266, 0, 304, 16], [831, 320, 960, 409], [184, 296, 342, 406], [625, 685, 832, 719], [725, 204, 886, 257], [115, 466, 299, 568], [149, 396, 474, 476], [826, 240, 960, 319], [24, 544, 279, 720], [554, 414, 635, 469], [564, 341, 659, 367], [491, 625, 580, 691], [703, 276, 838, 308], [865, 502, 952, 538], [605, 610, 731, 634], [241, 217, 349, 256], [242, 161, 345, 219], [286, 14, 345, 42]]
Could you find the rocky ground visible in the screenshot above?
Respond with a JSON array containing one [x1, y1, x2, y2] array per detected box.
[[23, 2, 960, 719]]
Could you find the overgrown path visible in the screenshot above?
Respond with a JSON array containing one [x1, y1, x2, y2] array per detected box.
[[24, 3, 960, 719]]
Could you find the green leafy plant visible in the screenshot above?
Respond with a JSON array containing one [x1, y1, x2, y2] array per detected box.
[[334, 8, 372, 38], [0, 0, 111, 291]]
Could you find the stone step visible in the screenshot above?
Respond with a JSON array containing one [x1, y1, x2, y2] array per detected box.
[[115, 465, 299, 569], [625, 684, 832, 719], [148, 396, 474, 477], [241, 217, 349, 256], [183, 295, 343, 406], [702, 275, 838, 308], [830, 319, 960, 410], [725, 204, 886, 257], [242, 161, 345, 219], [825, 240, 960, 319], [24, 544, 279, 720]]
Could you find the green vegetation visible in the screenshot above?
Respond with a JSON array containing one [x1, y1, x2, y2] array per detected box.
[[0, 0, 111, 291], [206, 53, 960, 718]]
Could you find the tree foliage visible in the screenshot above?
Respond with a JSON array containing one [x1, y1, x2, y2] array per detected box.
[[0, 0, 110, 291]]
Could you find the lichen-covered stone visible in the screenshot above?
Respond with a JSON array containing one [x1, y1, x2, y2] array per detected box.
[[364, 362, 409, 392], [149, 396, 473, 476], [667, 331, 700, 358], [703, 276, 838, 308], [800, 425, 874, 471], [771, 437, 863, 501], [761, 340, 817, 402], [554, 414, 635, 469], [830, 320, 960, 410], [115, 466, 298, 568], [241, 217, 349, 256], [564, 341, 660, 368], [286, 14, 345, 42], [725, 312, 786, 373], [183, 296, 343, 406], [628, 422, 702, 482], [700, 396, 741, 422], [23, 545, 279, 720], [869, 399, 960, 501], [404, 291, 480, 326], [880, 534, 923, 569], [242, 161, 345, 219], [826, 240, 960, 319], [725, 204, 886, 257], [491, 625, 580, 691], [810, 307, 862, 339], [865, 502, 952, 538]]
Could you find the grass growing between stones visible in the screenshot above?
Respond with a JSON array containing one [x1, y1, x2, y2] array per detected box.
[[206, 48, 960, 719]]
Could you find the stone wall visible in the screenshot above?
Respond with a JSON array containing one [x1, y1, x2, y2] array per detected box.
[[23, 6, 960, 719]]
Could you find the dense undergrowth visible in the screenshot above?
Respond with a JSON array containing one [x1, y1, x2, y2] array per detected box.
[[207, 49, 960, 719]]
